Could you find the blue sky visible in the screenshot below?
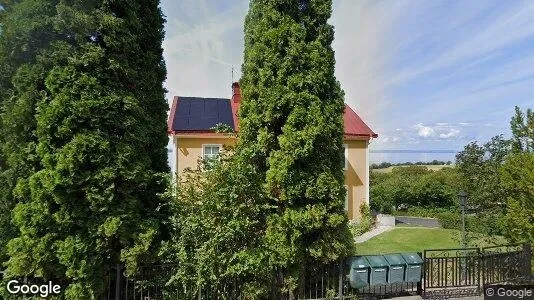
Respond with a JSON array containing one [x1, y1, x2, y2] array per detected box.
[[161, 0, 534, 151]]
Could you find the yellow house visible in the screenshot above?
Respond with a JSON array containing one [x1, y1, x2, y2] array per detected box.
[[167, 83, 377, 220]]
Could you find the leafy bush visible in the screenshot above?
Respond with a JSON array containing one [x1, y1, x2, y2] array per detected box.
[[164, 154, 273, 297], [393, 207, 463, 230], [435, 210, 461, 229], [349, 203, 374, 237], [370, 166, 459, 214]]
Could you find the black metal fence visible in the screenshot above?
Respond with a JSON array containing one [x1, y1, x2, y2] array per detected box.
[[109, 260, 420, 299], [422, 243, 532, 299], [104, 243, 531, 300], [482, 244, 532, 285], [114, 263, 356, 300]]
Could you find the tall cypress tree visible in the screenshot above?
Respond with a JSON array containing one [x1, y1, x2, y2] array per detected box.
[[0, 0, 62, 267], [239, 0, 354, 290], [2, 0, 169, 298]]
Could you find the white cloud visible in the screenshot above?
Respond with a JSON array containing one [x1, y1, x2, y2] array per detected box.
[[414, 123, 436, 138], [439, 129, 460, 139]]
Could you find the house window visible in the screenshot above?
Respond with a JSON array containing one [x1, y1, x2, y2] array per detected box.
[[202, 144, 221, 169], [344, 144, 348, 170], [344, 185, 349, 211]]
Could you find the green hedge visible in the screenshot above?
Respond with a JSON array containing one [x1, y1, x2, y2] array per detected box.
[[394, 207, 505, 235]]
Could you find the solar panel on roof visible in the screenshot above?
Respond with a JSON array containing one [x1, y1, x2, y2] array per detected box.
[[172, 97, 234, 131]]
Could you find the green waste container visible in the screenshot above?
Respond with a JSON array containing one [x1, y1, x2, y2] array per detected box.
[[366, 255, 389, 285], [383, 254, 407, 283], [348, 256, 370, 288], [402, 253, 423, 282]]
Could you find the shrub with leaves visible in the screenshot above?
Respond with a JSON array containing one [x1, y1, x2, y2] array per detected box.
[[349, 203, 374, 238], [165, 153, 272, 298]]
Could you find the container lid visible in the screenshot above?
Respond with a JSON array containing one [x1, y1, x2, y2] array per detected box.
[[401, 253, 423, 264], [365, 255, 389, 268], [349, 256, 370, 269], [383, 254, 407, 266]]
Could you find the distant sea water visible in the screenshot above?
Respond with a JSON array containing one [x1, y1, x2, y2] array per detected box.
[[370, 150, 458, 164]]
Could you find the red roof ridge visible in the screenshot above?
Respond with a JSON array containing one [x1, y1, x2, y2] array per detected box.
[[343, 103, 378, 138], [167, 92, 378, 139], [167, 96, 179, 134]]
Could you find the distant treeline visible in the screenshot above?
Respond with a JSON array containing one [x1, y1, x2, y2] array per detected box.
[[370, 106, 533, 246], [371, 160, 453, 169]]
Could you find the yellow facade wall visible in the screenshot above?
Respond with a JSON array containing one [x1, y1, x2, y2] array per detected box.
[[173, 135, 369, 221], [173, 136, 236, 175], [344, 139, 370, 220]]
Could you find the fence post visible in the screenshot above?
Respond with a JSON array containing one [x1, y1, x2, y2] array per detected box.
[[481, 247, 485, 288], [523, 243, 532, 281], [115, 264, 122, 300], [417, 252, 423, 296], [338, 261, 343, 299], [482, 248, 485, 293]]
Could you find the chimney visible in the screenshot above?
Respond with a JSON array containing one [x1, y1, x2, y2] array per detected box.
[[232, 82, 241, 104]]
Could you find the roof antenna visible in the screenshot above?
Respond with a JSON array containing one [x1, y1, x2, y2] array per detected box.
[[231, 65, 234, 84]]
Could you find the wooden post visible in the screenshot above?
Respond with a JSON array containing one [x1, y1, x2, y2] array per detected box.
[[115, 264, 122, 300]]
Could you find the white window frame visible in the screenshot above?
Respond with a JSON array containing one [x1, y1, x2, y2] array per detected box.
[[202, 144, 222, 167], [343, 144, 348, 170]]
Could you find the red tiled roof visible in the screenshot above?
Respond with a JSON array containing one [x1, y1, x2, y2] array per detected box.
[[167, 96, 179, 133], [168, 84, 377, 140], [343, 104, 378, 138]]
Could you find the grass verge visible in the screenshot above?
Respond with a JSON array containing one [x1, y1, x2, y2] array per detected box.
[[355, 227, 506, 255]]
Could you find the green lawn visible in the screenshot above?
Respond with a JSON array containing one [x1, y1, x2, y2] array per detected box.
[[355, 227, 505, 255]]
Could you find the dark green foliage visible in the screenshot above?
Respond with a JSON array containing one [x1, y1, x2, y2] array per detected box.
[[456, 135, 511, 210], [349, 203, 374, 238], [433, 209, 460, 230], [165, 153, 273, 298], [510, 106, 534, 153], [499, 107, 533, 244], [499, 107, 533, 243], [454, 135, 512, 236], [499, 153, 534, 243], [370, 166, 459, 214], [238, 0, 353, 293], [0, 0, 169, 298], [0, 0, 62, 268]]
